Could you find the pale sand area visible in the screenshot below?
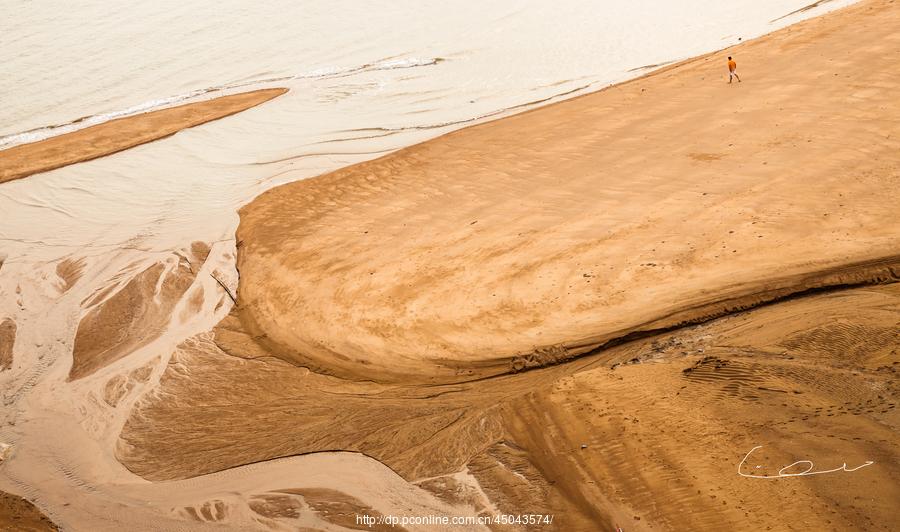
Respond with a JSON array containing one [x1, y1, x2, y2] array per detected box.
[[2, 1, 899, 531], [115, 1, 898, 531], [233, 0, 899, 383], [0, 88, 287, 184]]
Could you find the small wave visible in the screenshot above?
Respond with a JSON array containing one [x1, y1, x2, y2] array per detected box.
[[627, 60, 675, 73], [0, 56, 444, 151], [294, 56, 443, 81], [253, 148, 395, 166], [372, 57, 442, 70]]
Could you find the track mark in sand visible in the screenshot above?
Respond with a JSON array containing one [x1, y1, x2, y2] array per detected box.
[[48, 455, 98, 495], [199, 500, 227, 522]]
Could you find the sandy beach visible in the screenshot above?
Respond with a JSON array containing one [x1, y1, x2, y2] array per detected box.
[[233, 0, 899, 383], [1, 0, 898, 530]]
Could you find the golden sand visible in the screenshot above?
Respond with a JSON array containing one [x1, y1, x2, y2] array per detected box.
[[232, 0, 899, 383]]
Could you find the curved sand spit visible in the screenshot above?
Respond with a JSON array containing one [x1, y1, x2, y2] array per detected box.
[[1, 1, 899, 531], [0, 88, 287, 184]]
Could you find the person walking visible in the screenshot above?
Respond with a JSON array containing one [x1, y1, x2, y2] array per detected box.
[[728, 56, 741, 83]]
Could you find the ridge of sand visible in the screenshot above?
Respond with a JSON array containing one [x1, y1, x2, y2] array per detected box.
[[233, 0, 900, 383], [0, 88, 287, 184]]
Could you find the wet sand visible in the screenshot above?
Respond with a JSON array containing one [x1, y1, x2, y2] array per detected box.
[[0, 88, 287, 184], [2, 1, 898, 531]]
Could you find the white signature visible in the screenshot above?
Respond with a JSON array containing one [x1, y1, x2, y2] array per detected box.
[[738, 445, 874, 479]]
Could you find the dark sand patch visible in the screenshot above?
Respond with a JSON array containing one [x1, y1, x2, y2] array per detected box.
[[0, 491, 57, 531], [0, 318, 16, 371]]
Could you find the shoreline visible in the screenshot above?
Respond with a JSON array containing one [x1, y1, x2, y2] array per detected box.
[[0, 88, 287, 184]]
